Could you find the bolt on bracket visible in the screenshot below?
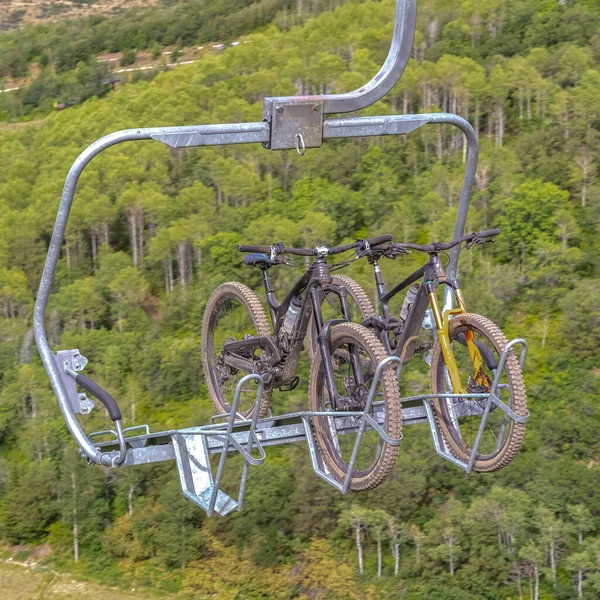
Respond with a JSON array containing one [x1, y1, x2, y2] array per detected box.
[[54, 349, 94, 415], [263, 98, 324, 151]]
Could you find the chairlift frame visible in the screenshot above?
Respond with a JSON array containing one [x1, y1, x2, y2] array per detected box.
[[33, 0, 528, 515]]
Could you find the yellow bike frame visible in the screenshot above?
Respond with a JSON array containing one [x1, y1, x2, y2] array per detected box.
[[427, 283, 484, 394]]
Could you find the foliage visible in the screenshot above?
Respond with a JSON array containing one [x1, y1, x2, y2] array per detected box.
[[0, 0, 599, 598]]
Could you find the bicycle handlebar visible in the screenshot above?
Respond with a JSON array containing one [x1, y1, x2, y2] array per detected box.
[[359, 235, 393, 248], [238, 235, 393, 258], [392, 228, 500, 254]]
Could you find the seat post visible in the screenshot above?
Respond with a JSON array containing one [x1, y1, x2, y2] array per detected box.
[[262, 269, 279, 326]]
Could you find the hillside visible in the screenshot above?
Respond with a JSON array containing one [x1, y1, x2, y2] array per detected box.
[[0, 0, 599, 599], [0, 0, 296, 85], [0, 558, 163, 599], [0, 1, 155, 32]]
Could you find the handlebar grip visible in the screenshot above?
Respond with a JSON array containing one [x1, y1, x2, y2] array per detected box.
[[75, 373, 122, 422], [238, 244, 271, 253], [366, 235, 393, 246], [478, 228, 500, 238]]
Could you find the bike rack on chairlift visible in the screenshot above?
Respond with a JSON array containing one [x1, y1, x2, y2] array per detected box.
[[33, 0, 529, 515]]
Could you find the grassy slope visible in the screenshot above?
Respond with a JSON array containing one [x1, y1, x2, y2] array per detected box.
[[1, 1, 158, 32], [0, 560, 165, 600]]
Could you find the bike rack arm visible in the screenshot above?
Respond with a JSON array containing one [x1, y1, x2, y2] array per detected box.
[[428, 113, 479, 283], [324, 112, 479, 283]]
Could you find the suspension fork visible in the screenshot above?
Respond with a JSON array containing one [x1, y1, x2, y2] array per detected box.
[[312, 287, 339, 402], [427, 280, 485, 393], [337, 285, 366, 386], [427, 280, 465, 394], [453, 281, 484, 378], [312, 286, 365, 405]]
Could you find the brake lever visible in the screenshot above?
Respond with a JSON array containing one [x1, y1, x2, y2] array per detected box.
[[387, 244, 409, 259], [465, 235, 494, 250]]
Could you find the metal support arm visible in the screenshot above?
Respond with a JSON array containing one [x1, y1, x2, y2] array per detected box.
[[263, 0, 418, 150]]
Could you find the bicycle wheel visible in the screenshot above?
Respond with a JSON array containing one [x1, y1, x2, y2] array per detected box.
[[430, 313, 527, 472], [309, 322, 401, 491], [306, 274, 376, 362], [202, 282, 272, 418]]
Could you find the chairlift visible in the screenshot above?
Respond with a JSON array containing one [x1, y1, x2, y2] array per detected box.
[[34, 0, 528, 516]]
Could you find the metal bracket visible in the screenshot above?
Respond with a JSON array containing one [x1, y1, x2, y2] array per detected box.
[[263, 99, 324, 151], [422, 308, 435, 331], [421, 338, 530, 474], [54, 349, 93, 415], [304, 356, 403, 494], [260, 0, 417, 151], [173, 374, 266, 516]]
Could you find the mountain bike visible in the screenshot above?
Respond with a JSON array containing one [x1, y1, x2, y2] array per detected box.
[[308, 229, 527, 472], [201, 237, 402, 490]]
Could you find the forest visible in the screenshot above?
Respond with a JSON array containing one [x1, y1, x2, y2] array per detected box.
[[0, 0, 600, 598], [0, 0, 301, 79], [0, 0, 358, 118]]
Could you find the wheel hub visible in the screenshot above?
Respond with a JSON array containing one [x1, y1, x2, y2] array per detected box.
[[335, 378, 368, 411]]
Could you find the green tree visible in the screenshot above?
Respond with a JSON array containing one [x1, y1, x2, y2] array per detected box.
[[339, 504, 370, 575], [501, 179, 570, 265]]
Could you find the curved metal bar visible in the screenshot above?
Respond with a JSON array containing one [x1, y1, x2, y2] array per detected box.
[[33, 123, 268, 465], [113, 420, 127, 466], [326, 0, 418, 113], [426, 113, 479, 282], [266, 0, 418, 115], [323, 111, 479, 283], [208, 372, 264, 515], [341, 355, 402, 492]]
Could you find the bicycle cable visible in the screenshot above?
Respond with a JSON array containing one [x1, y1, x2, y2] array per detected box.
[[329, 248, 363, 272]]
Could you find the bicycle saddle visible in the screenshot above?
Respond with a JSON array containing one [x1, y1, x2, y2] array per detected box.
[[243, 252, 271, 266]]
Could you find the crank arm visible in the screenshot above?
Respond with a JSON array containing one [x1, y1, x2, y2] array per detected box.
[[222, 354, 255, 373]]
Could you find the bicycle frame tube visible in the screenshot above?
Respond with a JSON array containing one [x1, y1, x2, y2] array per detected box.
[[376, 253, 486, 387], [237, 258, 351, 397], [265, 269, 310, 334], [379, 263, 428, 317], [312, 284, 368, 405], [390, 266, 435, 364], [374, 254, 460, 365]]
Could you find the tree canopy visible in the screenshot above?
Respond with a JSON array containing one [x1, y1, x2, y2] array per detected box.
[[0, 0, 599, 598]]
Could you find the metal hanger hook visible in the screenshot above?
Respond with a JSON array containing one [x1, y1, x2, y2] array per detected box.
[[294, 133, 306, 156]]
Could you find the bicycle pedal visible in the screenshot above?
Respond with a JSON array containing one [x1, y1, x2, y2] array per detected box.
[[278, 376, 300, 392]]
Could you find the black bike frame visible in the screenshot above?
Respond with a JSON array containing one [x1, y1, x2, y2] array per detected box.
[[222, 258, 364, 402], [372, 253, 450, 363]]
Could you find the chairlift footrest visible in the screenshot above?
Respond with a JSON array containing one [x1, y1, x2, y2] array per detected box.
[[172, 433, 238, 516]]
